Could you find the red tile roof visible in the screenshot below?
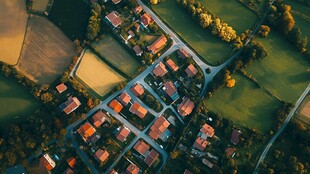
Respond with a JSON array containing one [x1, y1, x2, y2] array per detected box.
[[129, 102, 147, 119], [133, 5, 143, 14], [94, 149, 109, 163], [118, 92, 131, 106], [185, 64, 198, 77], [134, 140, 150, 156], [231, 129, 242, 145], [163, 81, 177, 97], [183, 169, 193, 174], [112, 0, 121, 4], [63, 97, 81, 115], [225, 147, 236, 156], [200, 123, 214, 138], [140, 13, 152, 27], [109, 99, 123, 113], [193, 137, 208, 151], [165, 59, 179, 72], [149, 116, 170, 140], [126, 163, 140, 174], [56, 83, 67, 93], [144, 149, 159, 167], [91, 111, 107, 128], [147, 35, 167, 54], [39, 154, 56, 171], [130, 83, 144, 96], [133, 45, 143, 56], [178, 97, 195, 116], [177, 48, 189, 59], [116, 127, 131, 142], [66, 157, 76, 168], [78, 122, 96, 141], [105, 11, 122, 27], [152, 62, 168, 77]]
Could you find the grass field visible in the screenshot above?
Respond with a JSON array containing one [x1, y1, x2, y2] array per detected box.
[[200, 0, 258, 34], [0, 76, 36, 124], [245, 31, 310, 103], [32, 0, 49, 11], [16, 16, 75, 85], [204, 73, 281, 133], [92, 35, 140, 75], [0, 0, 28, 65], [76, 50, 126, 97], [48, 0, 90, 40], [152, 0, 233, 65]]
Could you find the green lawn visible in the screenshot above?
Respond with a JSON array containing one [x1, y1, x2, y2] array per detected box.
[[92, 35, 140, 75], [200, 0, 258, 34], [152, 0, 233, 65], [204, 73, 281, 133], [245, 31, 310, 103], [0, 76, 36, 124]]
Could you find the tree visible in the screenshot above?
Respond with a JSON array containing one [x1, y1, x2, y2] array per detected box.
[[170, 150, 180, 159], [226, 79, 236, 88], [258, 25, 271, 38], [41, 92, 53, 103], [86, 3, 101, 41], [150, 0, 158, 5]]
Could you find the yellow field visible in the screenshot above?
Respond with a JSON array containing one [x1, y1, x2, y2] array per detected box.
[[0, 0, 28, 65], [32, 0, 49, 12], [297, 95, 310, 125], [76, 50, 126, 96]]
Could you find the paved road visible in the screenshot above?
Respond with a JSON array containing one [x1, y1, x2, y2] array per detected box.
[[253, 83, 310, 174]]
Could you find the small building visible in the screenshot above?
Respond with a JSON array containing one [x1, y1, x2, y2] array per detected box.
[[129, 102, 147, 119], [112, 0, 121, 4], [152, 62, 168, 77], [126, 163, 140, 174], [109, 99, 123, 113], [56, 83, 67, 93], [63, 168, 74, 174], [177, 48, 189, 59], [78, 122, 96, 142], [127, 30, 135, 40], [200, 123, 214, 138], [66, 157, 76, 168], [130, 83, 144, 96], [185, 64, 198, 77], [61, 96, 81, 115], [39, 154, 56, 171], [89, 133, 101, 144], [147, 35, 167, 54], [105, 11, 122, 28], [178, 97, 195, 116], [133, 45, 143, 56], [140, 13, 152, 27], [109, 169, 118, 174], [135, 23, 140, 32], [193, 137, 209, 151], [163, 81, 179, 101], [116, 126, 131, 142], [149, 116, 170, 140], [91, 110, 107, 128], [202, 158, 213, 168], [134, 140, 150, 157], [225, 147, 236, 157], [133, 5, 143, 14], [94, 149, 109, 163], [231, 129, 242, 145], [118, 92, 131, 106], [144, 149, 159, 167], [183, 169, 193, 174], [165, 59, 179, 72]]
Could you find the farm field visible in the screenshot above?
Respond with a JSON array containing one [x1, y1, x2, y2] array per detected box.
[[245, 31, 310, 103], [92, 35, 140, 75], [204, 73, 281, 133], [200, 0, 258, 34], [296, 95, 310, 125], [76, 50, 126, 97], [32, 0, 49, 11], [0, 0, 28, 65], [152, 0, 233, 65], [48, 0, 90, 40], [16, 15, 75, 85], [0, 76, 36, 124]]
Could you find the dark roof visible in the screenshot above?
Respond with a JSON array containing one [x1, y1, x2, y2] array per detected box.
[[231, 129, 242, 145]]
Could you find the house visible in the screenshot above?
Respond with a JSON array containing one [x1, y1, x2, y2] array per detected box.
[[147, 35, 167, 54], [200, 123, 214, 138], [130, 83, 144, 96], [133, 5, 143, 14], [178, 97, 195, 116], [183, 169, 193, 174], [66, 157, 76, 168], [91, 110, 107, 128], [118, 92, 131, 106], [109, 99, 123, 113], [193, 137, 209, 151], [152, 62, 168, 77], [134, 140, 150, 157], [56, 83, 67, 93], [140, 13, 152, 27], [77, 122, 96, 141], [135, 23, 140, 32], [185, 64, 198, 77], [112, 0, 121, 4], [165, 59, 179, 72], [133, 45, 143, 56], [144, 149, 159, 167], [129, 102, 147, 118], [61, 96, 81, 115], [39, 154, 56, 171], [225, 147, 236, 157], [116, 126, 131, 142], [149, 116, 170, 140], [126, 163, 140, 174], [94, 149, 109, 163], [177, 48, 189, 59], [231, 129, 242, 145], [127, 30, 135, 40], [202, 158, 213, 168], [89, 133, 100, 144], [163, 81, 179, 101], [63, 168, 74, 174], [109, 169, 118, 174], [105, 11, 122, 28]]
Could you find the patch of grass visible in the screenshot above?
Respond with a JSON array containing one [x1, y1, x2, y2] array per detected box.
[[245, 31, 310, 103], [152, 0, 233, 65], [204, 73, 282, 133]]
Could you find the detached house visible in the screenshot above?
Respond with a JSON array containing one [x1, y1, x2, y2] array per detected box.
[[118, 92, 131, 106], [94, 149, 109, 163], [163, 81, 179, 101], [200, 123, 215, 138], [231, 129, 242, 145], [133, 45, 143, 56], [193, 137, 209, 151], [165, 59, 179, 72], [134, 140, 150, 157], [133, 5, 143, 14], [129, 102, 147, 119], [91, 110, 107, 128], [148, 116, 170, 140], [78, 122, 96, 142], [39, 154, 56, 171], [105, 11, 122, 28], [153, 62, 168, 77], [109, 99, 123, 113], [130, 83, 144, 96], [61, 96, 81, 115], [144, 149, 159, 167], [147, 35, 167, 54], [56, 83, 67, 93], [185, 64, 198, 77], [126, 163, 140, 174], [116, 126, 131, 142], [177, 48, 189, 59], [140, 13, 152, 27], [178, 97, 195, 116]]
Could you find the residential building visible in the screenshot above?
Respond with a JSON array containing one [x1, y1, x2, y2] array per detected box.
[[66, 157, 76, 168], [105, 11, 122, 28], [135, 23, 140, 32], [133, 45, 143, 56], [129, 102, 147, 118], [200, 123, 215, 138], [149, 116, 170, 140], [225, 147, 236, 157], [178, 97, 195, 116], [56, 83, 67, 93], [126, 163, 140, 174], [144, 149, 159, 167], [133, 5, 143, 14], [94, 149, 109, 163], [202, 158, 213, 168], [231, 129, 242, 145], [91, 110, 107, 128], [147, 35, 167, 54], [183, 169, 193, 174], [63, 168, 74, 174], [89, 133, 100, 144], [77, 122, 96, 142], [116, 126, 131, 142], [163, 81, 179, 101], [140, 13, 152, 27], [152, 62, 168, 77], [185, 64, 198, 77], [134, 140, 150, 157], [61, 96, 81, 115], [130, 83, 144, 96], [112, 0, 121, 4], [165, 59, 179, 72], [193, 137, 209, 151], [39, 154, 56, 171], [109, 99, 123, 113], [118, 92, 131, 106], [177, 48, 189, 59]]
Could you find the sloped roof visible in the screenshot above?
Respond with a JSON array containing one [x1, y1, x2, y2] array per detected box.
[[149, 116, 170, 140], [94, 149, 109, 163], [177, 48, 189, 59], [165, 59, 179, 72], [140, 13, 152, 27], [163, 81, 177, 97], [144, 149, 159, 167], [116, 126, 131, 142], [134, 140, 150, 156], [126, 163, 140, 174], [129, 102, 147, 118], [130, 83, 144, 96], [78, 122, 96, 141], [231, 129, 242, 145], [178, 97, 195, 116], [200, 123, 214, 138], [193, 137, 208, 151], [118, 92, 131, 106], [66, 157, 76, 168], [91, 111, 107, 128], [185, 64, 198, 77], [105, 11, 122, 27], [152, 62, 168, 77], [39, 154, 56, 171], [63, 97, 81, 115], [147, 35, 167, 54], [133, 45, 143, 55], [109, 99, 123, 113], [56, 83, 67, 93]]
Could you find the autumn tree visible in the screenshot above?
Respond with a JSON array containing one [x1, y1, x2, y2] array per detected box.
[[258, 25, 271, 38], [86, 3, 101, 41], [150, 0, 158, 5]]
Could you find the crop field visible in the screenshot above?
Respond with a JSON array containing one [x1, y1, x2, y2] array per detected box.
[[204, 73, 281, 133], [152, 0, 233, 65], [32, 0, 49, 11], [92, 35, 140, 75], [0, 0, 28, 65], [245, 31, 310, 103], [200, 0, 258, 34], [76, 50, 126, 97], [296, 95, 310, 125], [16, 16, 75, 85]]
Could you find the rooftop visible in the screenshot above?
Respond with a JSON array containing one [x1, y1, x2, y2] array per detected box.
[[129, 102, 147, 119], [63, 96, 81, 115], [109, 99, 123, 113], [118, 92, 131, 106], [56, 83, 67, 93], [77, 122, 96, 141], [149, 116, 170, 140], [163, 81, 178, 100], [144, 149, 159, 167], [147, 35, 167, 54], [177, 48, 189, 59], [200, 123, 215, 138], [178, 97, 195, 116], [116, 126, 131, 142], [126, 163, 140, 174], [185, 64, 198, 77], [140, 13, 152, 27], [105, 11, 122, 27], [39, 154, 56, 171], [130, 83, 144, 96], [231, 129, 242, 145], [91, 110, 107, 128], [134, 140, 150, 156], [152, 62, 168, 77], [193, 137, 208, 151], [165, 59, 179, 72], [94, 149, 109, 163]]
